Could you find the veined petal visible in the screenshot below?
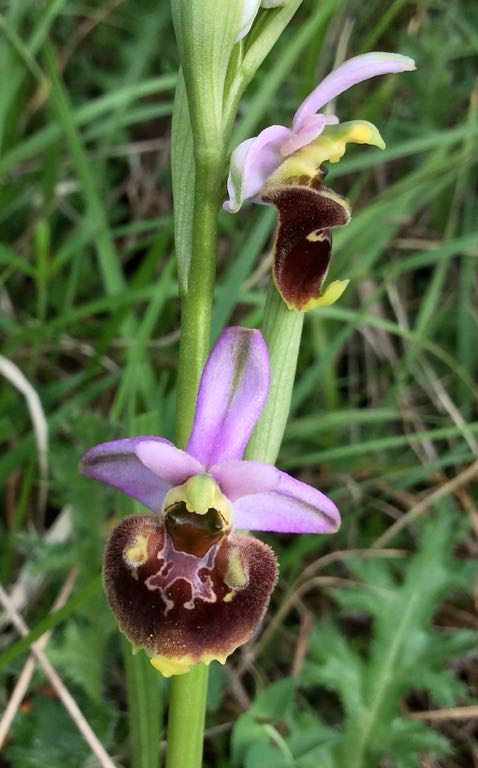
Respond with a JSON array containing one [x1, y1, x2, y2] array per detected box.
[[293, 52, 416, 132], [280, 113, 328, 156], [186, 327, 269, 466], [135, 441, 204, 486], [211, 460, 340, 533], [80, 437, 174, 511], [224, 125, 293, 213]]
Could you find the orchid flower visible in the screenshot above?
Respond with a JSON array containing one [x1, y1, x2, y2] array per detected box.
[[81, 328, 339, 677], [225, 52, 415, 311], [225, 52, 415, 212]]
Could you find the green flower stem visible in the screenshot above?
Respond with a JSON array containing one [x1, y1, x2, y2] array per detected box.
[[246, 282, 304, 464], [165, 664, 209, 768], [168, 9, 309, 765], [175, 153, 223, 448], [170, 3, 237, 760], [123, 641, 163, 768], [170, 147, 224, 768]]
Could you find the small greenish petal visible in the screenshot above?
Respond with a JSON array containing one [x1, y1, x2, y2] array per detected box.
[[265, 120, 385, 187], [300, 278, 350, 312], [162, 474, 233, 527], [183, 474, 218, 514], [331, 119, 386, 150]]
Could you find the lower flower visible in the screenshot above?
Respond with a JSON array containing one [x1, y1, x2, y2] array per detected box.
[[81, 328, 340, 675]]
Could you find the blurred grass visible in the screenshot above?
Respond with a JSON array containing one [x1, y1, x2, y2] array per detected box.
[[0, 0, 477, 766]]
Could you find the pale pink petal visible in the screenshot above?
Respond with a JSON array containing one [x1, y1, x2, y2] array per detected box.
[[280, 114, 328, 155], [289, 113, 341, 152], [324, 114, 340, 124], [211, 460, 340, 533], [135, 441, 204, 485], [80, 437, 174, 511], [186, 328, 269, 466], [292, 52, 416, 132], [224, 125, 293, 213]]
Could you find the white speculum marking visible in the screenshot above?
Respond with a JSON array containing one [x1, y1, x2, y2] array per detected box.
[[141, 474, 232, 616], [307, 229, 328, 242], [145, 531, 219, 616]]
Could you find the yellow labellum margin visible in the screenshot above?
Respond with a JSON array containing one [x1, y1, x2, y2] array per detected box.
[[150, 651, 228, 678], [262, 120, 385, 313]]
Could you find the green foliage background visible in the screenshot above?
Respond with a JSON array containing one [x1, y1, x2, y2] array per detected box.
[[0, 0, 477, 766]]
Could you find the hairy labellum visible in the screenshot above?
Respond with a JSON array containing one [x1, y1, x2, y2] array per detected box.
[[103, 513, 277, 676], [261, 182, 350, 311]]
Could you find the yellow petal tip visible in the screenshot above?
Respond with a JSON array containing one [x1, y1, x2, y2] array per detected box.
[[150, 655, 195, 677], [300, 279, 350, 312], [337, 121, 385, 150], [150, 652, 229, 677]]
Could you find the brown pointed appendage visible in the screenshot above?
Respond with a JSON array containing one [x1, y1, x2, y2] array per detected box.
[[103, 514, 278, 674], [261, 181, 350, 311]]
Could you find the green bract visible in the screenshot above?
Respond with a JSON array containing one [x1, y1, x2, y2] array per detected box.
[[170, 0, 241, 149]]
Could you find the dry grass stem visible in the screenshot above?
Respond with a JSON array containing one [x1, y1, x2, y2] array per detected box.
[[373, 459, 478, 547], [0, 570, 77, 749], [0, 355, 48, 519], [410, 706, 478, 722], [0, 585, 117, 768]]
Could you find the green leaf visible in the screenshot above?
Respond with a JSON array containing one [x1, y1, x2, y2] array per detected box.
[[48, 608, 114, 702], [301, 514, 476, 768], [232, 678, 296, 767], [251, 678, 296, 720], [287, 711, 340, 768], [384, 718, 450, 768], [245, 741, 294, 768], [246, 283, 304, 464], [5, 695, 116, 768], [301, 624, 365, 721]]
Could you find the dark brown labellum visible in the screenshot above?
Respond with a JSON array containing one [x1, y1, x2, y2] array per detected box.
[[103, 515, 278, 670], [261, 184, 350, 310]]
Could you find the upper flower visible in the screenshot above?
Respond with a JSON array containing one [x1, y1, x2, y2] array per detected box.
[[80, 327, 339, 676], [224, 52, 416, 213]]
